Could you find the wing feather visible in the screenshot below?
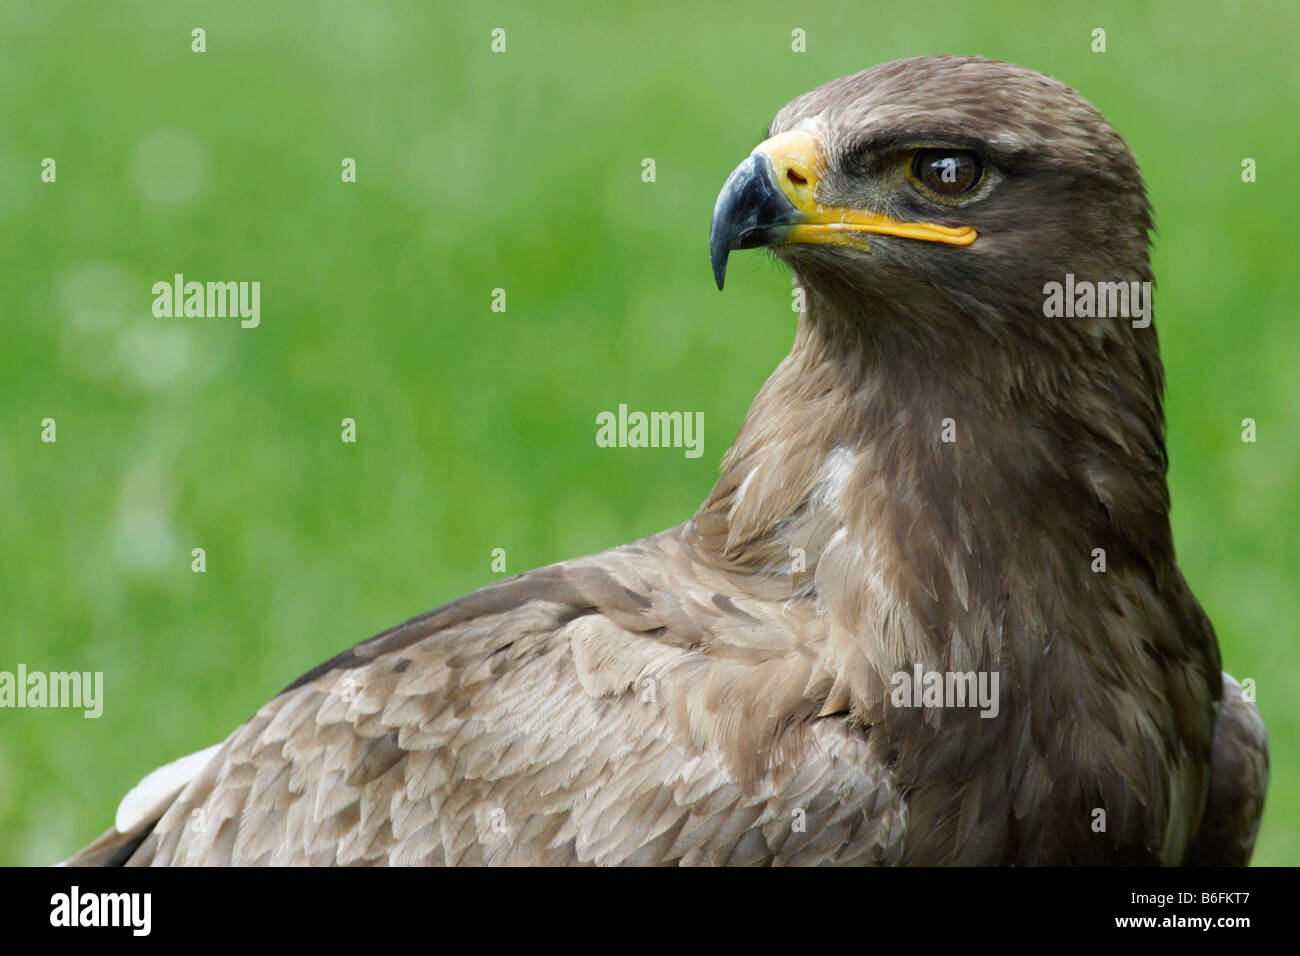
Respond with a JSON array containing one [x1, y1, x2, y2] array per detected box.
[[78, 526, 902, 866]]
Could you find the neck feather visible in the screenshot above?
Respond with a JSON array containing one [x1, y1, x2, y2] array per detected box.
[[693, 279, 1183, 712]]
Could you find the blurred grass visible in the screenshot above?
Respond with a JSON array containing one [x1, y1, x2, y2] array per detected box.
[[0, 0, 1295, 865]]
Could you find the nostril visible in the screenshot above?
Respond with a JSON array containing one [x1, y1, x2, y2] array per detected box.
[[786, 169, 808, 185]]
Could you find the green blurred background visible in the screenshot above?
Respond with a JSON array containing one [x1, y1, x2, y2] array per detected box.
[[1, 0, 1295, 865]]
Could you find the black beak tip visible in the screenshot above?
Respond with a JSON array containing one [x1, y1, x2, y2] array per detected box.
[[710, 242, 729, 290], [708, 152, 793, 294]]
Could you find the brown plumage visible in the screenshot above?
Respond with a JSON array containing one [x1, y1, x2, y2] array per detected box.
[[67, 55, 1266, 867]]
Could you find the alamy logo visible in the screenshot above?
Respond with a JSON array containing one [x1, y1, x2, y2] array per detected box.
[[595, 404, 704, 459], [1042, 273, 1151, 328], [152, 273, 260, 328], [0, 664, 103, 718], [890, 665, 1000, 718], [50, 886, 150, 936]]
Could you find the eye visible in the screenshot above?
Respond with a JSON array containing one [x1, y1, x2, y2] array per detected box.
[[911, 149, 983, 197]]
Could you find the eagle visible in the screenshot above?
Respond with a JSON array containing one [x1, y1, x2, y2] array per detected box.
[[68, 55, 1266, 866]]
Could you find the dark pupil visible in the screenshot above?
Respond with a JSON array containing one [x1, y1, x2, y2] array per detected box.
[[916, 150, 981, 195]]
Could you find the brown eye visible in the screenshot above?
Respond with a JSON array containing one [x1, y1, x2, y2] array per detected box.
[[912, 149, 983, 196]]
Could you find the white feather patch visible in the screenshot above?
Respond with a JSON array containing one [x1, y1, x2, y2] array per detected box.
[[114, 742, 222, 833], [728, 466, 760, 521], [811, 445, 857, 509]]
